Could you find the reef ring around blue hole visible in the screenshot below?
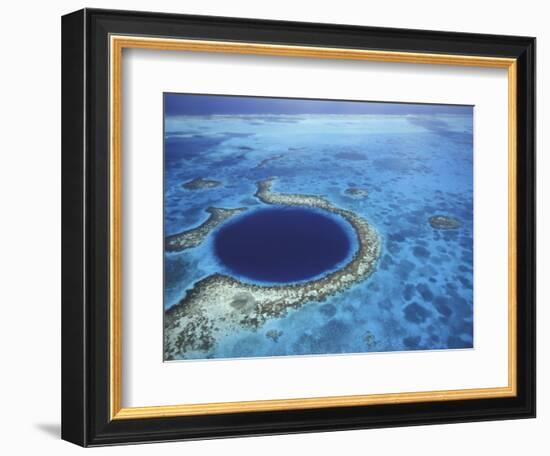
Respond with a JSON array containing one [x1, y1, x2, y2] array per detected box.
[[213, 206, 356, 284]]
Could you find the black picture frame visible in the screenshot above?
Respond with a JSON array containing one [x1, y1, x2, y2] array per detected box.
[[62, 8, 536, 447]]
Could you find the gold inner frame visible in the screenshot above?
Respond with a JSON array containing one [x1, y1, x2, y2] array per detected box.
[[109, 35, 518, 420]]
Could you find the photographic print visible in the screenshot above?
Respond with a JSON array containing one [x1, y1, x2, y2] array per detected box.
[[163, 94, 473, 361]]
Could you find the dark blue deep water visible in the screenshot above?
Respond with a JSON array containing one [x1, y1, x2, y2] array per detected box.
[[213, 207, 352, 283]]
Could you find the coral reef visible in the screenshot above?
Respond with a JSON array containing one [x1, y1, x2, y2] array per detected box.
[[164, 178, 380, 360], [345, 187, 369, 199], [165, 207, 247, 253], [182, 177, 222, 190], [254, 154, 284, 169], [266, 329, 283, 342], [363, 330, 377, 348], [429, 215, 461, 230]]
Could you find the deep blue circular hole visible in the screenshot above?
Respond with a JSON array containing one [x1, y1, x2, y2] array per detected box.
[[213, 207, 353, 284]]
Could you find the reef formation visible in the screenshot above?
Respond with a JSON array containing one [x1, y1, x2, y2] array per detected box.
[[164, 178, 381, 360], [165, 207, 247, 252], [182, 177, 222, 190], [344, 187, 369, 199], [429, 215, 461, 230], [254, 154, 284, 169]]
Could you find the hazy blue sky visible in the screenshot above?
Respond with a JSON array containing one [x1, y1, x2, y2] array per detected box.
[[165, 93, 473, 117]]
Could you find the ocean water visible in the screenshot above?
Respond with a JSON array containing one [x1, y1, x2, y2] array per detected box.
[[164, 108, 473, 359], [214, 207, 354, 284]]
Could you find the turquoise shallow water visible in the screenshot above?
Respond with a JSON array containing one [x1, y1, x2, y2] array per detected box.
[[164, 111, 473, 359]]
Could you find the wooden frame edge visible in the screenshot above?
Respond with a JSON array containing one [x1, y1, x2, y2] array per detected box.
[[108, 35, 519, 420], [112, 386, 516, 420], [507, 61, 518, 397], [110, 36, 123, 420]]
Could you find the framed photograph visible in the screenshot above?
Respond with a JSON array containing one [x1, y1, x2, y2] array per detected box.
[[61, 8, 536, 446]]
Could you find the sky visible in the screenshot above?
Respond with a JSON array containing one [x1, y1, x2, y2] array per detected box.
[[165, 93, 473, 117]]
